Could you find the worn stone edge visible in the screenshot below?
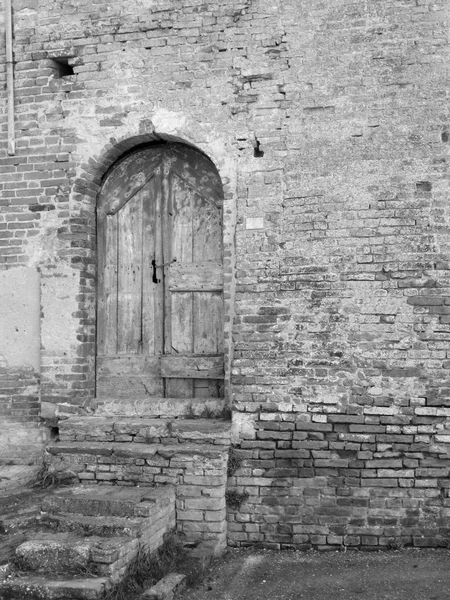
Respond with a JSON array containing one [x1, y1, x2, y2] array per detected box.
[[139, 572, 186, 600]]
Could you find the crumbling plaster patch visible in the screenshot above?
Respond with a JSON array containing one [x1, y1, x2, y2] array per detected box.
[[41, 266, 80, 357], [0, 268, 40, 370]]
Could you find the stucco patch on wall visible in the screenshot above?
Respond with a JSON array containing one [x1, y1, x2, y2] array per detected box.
[[41, 266, 80, 357], [0, 268, 40, 370]]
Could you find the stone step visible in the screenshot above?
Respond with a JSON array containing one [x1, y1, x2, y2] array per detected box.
[[58, 417, 231, 445], [92, 396, 228, 419], [42, 485, 175, 519], [47, 441, 227, 461], [40, 512, 147, 539], [0, 488, 49, 566], [15, 532, 138, 577], [46, 440, 228, 488], [0, 573, 109, 600], [0, 484, 178, 598]]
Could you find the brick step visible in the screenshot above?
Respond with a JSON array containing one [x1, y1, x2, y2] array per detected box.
[[45, 444, 228, 548], [58, 417, 231, 445], [42, 485, 175, 519], [14, 532, 137, 576], [0, 486, 177, 598], [0, 574, 109, 600], [92, 396, 228, 419], [46, 441, 228, 487], [40, 512, 148, 539]]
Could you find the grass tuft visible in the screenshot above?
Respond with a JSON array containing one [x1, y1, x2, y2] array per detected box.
[[227, 447, 242, 477], [225, 489, 249, 510], [104, 532, 186, 600]]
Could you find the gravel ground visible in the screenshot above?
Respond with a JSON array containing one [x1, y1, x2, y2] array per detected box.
[[181, 547, 450, 600]]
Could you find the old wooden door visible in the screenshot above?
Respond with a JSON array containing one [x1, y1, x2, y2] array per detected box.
[[96, 144, 224, 399]]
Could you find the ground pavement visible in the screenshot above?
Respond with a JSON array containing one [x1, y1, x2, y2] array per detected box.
[[181, 546, 450, 600]]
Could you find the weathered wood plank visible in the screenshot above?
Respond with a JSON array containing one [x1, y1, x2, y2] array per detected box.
[[170, 292, 193, 354], [161, 355, 224, 379], [97, 210, 117, 355], [98, 149, 162, 215], [97, 376, 163, 399], [165, 378, 194, 398], [165, 168, 194, 398], [194, 379, 222, 398], [142, 177, 163, 355], [192, 191, 222, 263], [97, 355, 163, 398], [117, 192, 143, 353], [171, 174, 193, 263], [103, 213, 119, 354], [169, 144, 224, 207], [193, 292, 223, 354], [97, 354, 160, 376], [167, 262, 223, 291]]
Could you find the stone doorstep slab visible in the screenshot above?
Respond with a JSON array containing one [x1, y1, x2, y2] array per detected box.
[[172, 420, 231, 444], [42, 485, 175, 518], [59, 418, 169, 442], [140, 572, 186, 600], [47, 442, 228, 461], [40, 512, 147, 538], [58, 417, 231, 444], [0, 574, 109, 600], [93, 397, 226, 418]]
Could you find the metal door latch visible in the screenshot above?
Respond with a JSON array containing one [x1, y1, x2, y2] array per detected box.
[[152, 257, 176, 283]]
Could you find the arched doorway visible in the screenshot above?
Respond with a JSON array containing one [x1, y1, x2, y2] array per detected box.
[[96, 143, 224, 399]]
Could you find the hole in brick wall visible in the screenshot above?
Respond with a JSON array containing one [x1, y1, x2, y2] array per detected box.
[[49, 57, 75, 78], [416, 181, 432, 192], [50, 426, 59, 441], [253, 139, 264, 157], [442, 130, 449, 143]]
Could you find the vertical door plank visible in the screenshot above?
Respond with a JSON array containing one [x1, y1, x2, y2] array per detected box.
[[171, 292, 193, 353], [192, 192, 222, 263], [141, 175, 163, 356], [97, 215, 118, 354], [171, 174, 193, 262], [194, 379, 221, 398], [97, 210, 109, 354], [193, 292, 223, 354], [165, 378, 194, 398], [104, 213, 119, 354], [117, 193, 143, 353], [166, 291, 194, 397], [164, 168, 195, 397]]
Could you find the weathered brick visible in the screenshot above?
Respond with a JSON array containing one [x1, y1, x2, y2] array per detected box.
[[1, 0, 448, 553]]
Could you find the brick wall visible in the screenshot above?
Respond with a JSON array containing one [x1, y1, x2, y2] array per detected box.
[[0, 0, 449, 545]]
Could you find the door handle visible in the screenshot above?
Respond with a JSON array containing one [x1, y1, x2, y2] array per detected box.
[[152, 258, 176, 283], [154, 258, 177, 268]]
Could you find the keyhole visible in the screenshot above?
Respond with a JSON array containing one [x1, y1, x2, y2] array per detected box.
[[152, 258, 159, 283]]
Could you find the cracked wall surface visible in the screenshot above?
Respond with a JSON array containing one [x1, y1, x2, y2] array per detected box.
[[0, 0, 449, 547]]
